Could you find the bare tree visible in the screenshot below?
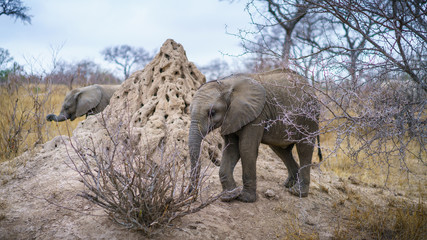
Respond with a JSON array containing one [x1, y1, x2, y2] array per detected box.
[[306, 0, 426, 91], [230, 0, 309, 68], [199, 59, 232, 81], [228, 0, 426, 181], [47, 60, 121, 89], [265, 0, 308, 67], [294, 14, 370, 88], [0, 0, 31, 24], [101, 45, 153, 80]]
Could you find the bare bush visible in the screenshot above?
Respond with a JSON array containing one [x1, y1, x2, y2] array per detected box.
[[0, 70, 53, 160], [24, 75, 52, 145], [0, 97, 31, 160], [66, 112, 221, 235]]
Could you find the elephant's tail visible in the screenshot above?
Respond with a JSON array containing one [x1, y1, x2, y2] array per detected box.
[[317, 135, 323, 162]]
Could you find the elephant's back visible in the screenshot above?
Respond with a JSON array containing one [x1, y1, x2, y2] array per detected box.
[[99, 84, 121, 98], [255, 69, 318, 124], [252, 69, 314, 102], [251, 69, 307, 87]]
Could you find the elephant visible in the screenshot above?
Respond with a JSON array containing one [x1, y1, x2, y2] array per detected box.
[[46, 84, 120, 122], [188, 69, 322, 202]]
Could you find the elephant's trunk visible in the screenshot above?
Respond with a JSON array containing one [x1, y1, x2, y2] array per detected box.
[[46, 114, 68, 122], [188, 120, 204, 192]]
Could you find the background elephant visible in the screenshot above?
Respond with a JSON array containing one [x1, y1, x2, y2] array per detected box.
[[46, 84, 120, 122], [189, 69, 322, 202]]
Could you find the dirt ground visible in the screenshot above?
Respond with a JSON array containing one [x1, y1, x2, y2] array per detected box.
[[0, 133, 421, 240]]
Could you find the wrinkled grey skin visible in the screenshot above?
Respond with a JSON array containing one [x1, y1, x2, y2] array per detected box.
[[189, 69, 321, 202], [46, 84, 120, 122]]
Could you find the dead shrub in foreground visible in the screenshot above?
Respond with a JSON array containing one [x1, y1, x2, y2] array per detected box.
[[66, 113, 220, 235]]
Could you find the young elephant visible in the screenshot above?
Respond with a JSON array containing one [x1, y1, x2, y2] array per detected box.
[[189, 69, 321, 202], [46, 84, 120, 122]]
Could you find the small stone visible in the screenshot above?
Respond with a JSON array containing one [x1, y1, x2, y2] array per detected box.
[[264, 189, 276, 199]]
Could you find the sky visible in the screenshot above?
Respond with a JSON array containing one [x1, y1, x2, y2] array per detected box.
[[0, 0, 252, 75]]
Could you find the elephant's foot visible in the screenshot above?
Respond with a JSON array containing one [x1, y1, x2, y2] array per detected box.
[[236, 189, 257, 203], [220, 186, 242, 202], [284, 175, 297, 188], [288, 182, 309, 197]]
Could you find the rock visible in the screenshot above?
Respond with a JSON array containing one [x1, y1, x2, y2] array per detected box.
[[264, 189, 276, 199]]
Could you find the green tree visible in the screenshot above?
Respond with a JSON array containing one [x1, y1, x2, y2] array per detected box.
[[0, 48, 22, 83], [0, 48, 13, 68]]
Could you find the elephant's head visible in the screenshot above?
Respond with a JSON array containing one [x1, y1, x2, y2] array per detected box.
[[188, 75, 266, 189], [46, 85, 103, 122]]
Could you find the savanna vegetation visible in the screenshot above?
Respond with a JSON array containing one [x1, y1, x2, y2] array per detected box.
[[0, 47, 124, 162], [1, 0, 425, 238]]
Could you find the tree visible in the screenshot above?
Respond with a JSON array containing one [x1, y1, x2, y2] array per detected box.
[[231, 0, 308, 69], [47, 60, 121, 89], [101, 45, 153, 80], [229, 0, 426, 178], [0, 48, 13, 69], [306, 0, 426, 91], [0, 0, 32, 24], [0, 48, 23, 84], [265, 0, 308, 67], [199, 59, 232, 81]]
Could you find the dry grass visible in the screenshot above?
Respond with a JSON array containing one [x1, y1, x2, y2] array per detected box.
[[319, 129, 426, 198], [318, 130, 426, 240], [0, 84, 84, 162], [347, 197, 426, 240]]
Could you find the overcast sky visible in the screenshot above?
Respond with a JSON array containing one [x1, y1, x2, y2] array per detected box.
[[1, 0, 252, 74]]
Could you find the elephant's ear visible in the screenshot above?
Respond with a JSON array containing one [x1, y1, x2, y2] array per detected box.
[[75, 86, 102, 117], [221, 77, 266, 135]]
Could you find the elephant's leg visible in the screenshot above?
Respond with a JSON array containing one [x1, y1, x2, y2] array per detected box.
[[236, 124, 263, 203], [219, 134, 242, 202], [219, 134, 240, 191], [289, 141, 314, 197], [270, 145, 299, 188]]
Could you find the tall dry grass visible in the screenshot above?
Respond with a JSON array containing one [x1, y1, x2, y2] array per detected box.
[[319, 130, 426, 198], [318, 126, 426, 240], [0, 83, 84, 162]]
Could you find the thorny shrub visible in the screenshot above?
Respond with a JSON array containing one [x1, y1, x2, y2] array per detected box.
[[314, 78, 426, 183], [66, 112, 221, 235]]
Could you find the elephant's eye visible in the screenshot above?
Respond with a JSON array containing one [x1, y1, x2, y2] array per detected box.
[[209, 109, 216, 117]]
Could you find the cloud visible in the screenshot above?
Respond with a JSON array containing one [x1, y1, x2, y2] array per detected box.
[[0, 0, 250, 73]]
